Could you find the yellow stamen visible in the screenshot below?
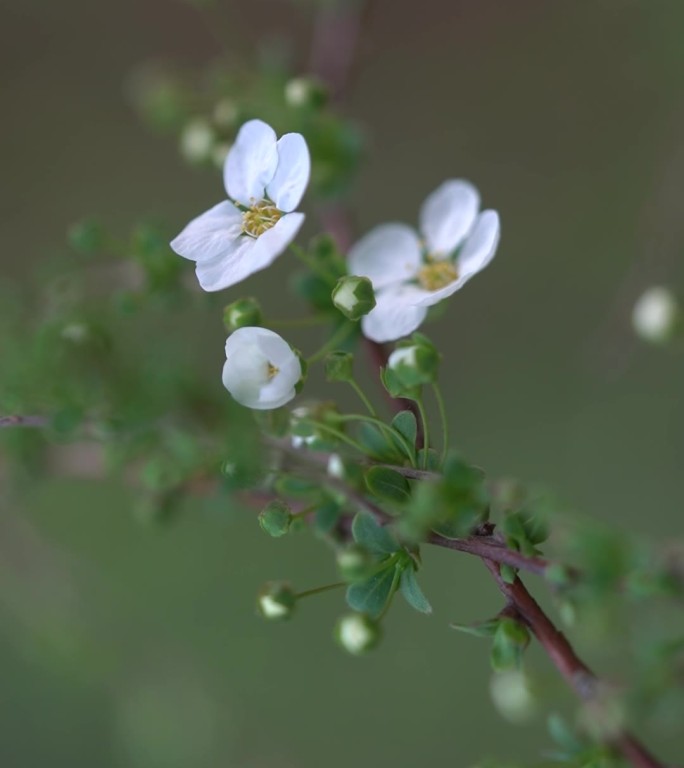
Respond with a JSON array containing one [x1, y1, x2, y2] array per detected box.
[[417, 260, 458, 291], [267, 362, 279, 380], [242, 201, 282, 238]]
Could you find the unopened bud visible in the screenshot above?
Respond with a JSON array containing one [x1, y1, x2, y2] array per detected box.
[[387, 337, 440, 388], [336, 545, 374, 582], [223, 297, 262, 332], [633, 286, 680, 344], [284, 76, 327, 109], [212, 99, 238, 128], [334, 613, 381, 655], [490, 670, 537, 723], [324, 351, 354, 382], [332, 276, 376, 321], [258, 500, 292, 538], [212, 142, 232, 169], [180, 118, 215, 164], [257, 582, 296, 621]]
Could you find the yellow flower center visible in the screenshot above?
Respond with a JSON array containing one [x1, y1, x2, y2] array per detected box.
[[267, 362, 280, 380], [242, 201, 282, 238], [417, 260, 458, 291]]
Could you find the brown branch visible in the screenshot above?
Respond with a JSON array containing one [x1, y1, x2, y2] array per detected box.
[[483, 560, 665, 768], [0, 414, 50, 428]]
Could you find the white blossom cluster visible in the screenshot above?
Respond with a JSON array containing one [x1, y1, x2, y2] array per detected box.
[[171, 119, 500, 410]]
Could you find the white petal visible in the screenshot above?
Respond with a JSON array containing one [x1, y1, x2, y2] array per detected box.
[[224, 119, 278, 206], [411, 210, 500, 308], [419, 179, 480, 256], [196, 213, 304, 292], [457, 209, 500, 278], [361, 286, 428, 343], [223, 327, 300, 410], [266, 133, 311, 213], [347, 224, 422, 291], [170, 201, 243, 264]]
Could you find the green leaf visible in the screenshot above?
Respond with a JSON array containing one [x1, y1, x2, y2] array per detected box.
[[490, 618, 530, 672], [450, 618, 501, 638], [500, 564, 517, 584], [357, 422, 404, 463], [399, 567, 432, 614], [391, 410, 417, 450], [315, 500, 342, 534], [351, 511, 399, 555], [364, 466, 411, 505], [346, 565, 397, 618]]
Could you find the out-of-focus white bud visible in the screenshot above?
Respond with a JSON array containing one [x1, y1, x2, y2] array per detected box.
[[489, 670, 537, 723], [632, 286, 679, 344], [180, 118, 215, 164], [334, 613, 381, 655]]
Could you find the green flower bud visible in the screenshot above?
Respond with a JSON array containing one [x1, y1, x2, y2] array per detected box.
[[334, 613, 381, 655], [489, 670, 537, 723], [257, 582, 296, 621], [387, 338, 440, 388], [336, 545, 375, 583], [284, 76, 328, 109], [332, 276, 376, 320], [324, 351, 354, 382], [223, 297, 262, 332], [258, 500, 292, 537]]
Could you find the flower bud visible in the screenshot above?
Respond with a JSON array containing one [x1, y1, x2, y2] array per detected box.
[[489, 670, 537, 723], [257, 582, 296, 621], [223, 297, 262, 332], [284, 76, 328, 109], [327, 453, 345, 479], [179, 118, 215, 164], [387, 337, 440, 388], [324, 351, 354, 382], [334, 613, 381, 655], [258, 500, 292, 538], [632, 286, 680, 344], [332, 276, 376, 321], [336, 545, 374, 582], [212, 142, 232, 169]]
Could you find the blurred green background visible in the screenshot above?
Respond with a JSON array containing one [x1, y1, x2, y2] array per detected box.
[[2, 0, 684, 765]]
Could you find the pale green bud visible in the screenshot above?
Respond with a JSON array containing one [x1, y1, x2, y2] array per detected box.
[[632, 286, 680, 344], [284, 76, 327, 109], [332, 276, 376, 320], [387, 337, 440, 388], [489, 670, 537, 723], [324, 351, 354, 382], [223, 297, 262, 332], [257, 582, 296, 621], [180, 118, 215, 164], [258, 500, 292, 538], [334, 613, 381, 655]]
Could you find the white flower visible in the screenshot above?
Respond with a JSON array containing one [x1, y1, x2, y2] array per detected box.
[[222, 327, 301, 410], [171, 119, 311, 292], [348, 180, 500, 342], [632, 286, 679, 343]]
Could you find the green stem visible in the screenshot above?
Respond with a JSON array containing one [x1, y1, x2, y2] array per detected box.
[[334, 413, 416, 467], [348, 377, 377, 417], [415, 398, 430, 470], [296, 582, 346, 600], [432, 383, 449, 466], [300, 419, 368, 455], [307, 322, 356, 363]]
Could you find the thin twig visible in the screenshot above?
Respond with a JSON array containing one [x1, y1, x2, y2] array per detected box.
[[0, 415, 50, 429]]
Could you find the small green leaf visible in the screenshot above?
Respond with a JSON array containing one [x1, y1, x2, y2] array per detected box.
[[315, 500, 342, 534], [391, 410, 417, 450], [500, 564, 517, 584], [399, 567, 432, 614], [490, 618, 530, 672], [358, 422, 404, 462], [346, 565, 398, 618], [365, 466, 411, 504], [351, 511, 399, 554], [450, 618, 501, 638]]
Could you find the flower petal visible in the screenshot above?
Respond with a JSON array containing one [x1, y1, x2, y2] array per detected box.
[[361, 286, 428, 343], [457, 209, 500, 278], [195, 212, 304, 292], [411, 210, 500, 308], [224, 119, 278, 206], [419, 179, 480, 256], [266, 133, 311, 213], [170, 201, 243, 263], [347, 224, 422, 291]]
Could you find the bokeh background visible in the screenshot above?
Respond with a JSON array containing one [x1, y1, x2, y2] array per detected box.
[[2, 0, 684, 765]]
